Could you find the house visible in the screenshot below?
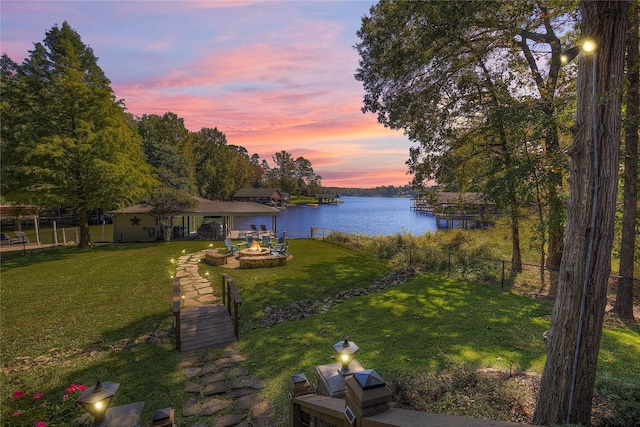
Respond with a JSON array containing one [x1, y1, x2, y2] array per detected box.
[[232, 188, 287, 207], [110, 197, 280, 242], [317, 193, 342, 204]]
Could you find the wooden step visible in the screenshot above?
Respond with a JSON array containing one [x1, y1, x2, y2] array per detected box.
[[179, 304, 237, 353]]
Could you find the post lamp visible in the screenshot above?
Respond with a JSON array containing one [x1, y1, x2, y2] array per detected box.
[[333, 338, 359, 376], [76, 379, 119, 427]]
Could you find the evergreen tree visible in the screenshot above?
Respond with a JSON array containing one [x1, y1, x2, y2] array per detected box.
[[1, 22, 156, 247]]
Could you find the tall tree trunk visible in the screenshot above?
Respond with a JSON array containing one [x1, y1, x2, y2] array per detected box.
[[614, 0, 638, 320], [545, 185, 563, 298], [511, 207, 522, 273], [77, 206, 94, 248], [534, 1, 628, 426], [544, 127, 565, 299]]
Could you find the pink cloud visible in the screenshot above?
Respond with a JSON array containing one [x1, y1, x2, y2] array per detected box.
[[3, 1, 416, 188]]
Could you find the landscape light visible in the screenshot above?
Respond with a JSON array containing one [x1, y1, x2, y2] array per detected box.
[[333, 338, 359, 376], [76, 379, 119, 427]]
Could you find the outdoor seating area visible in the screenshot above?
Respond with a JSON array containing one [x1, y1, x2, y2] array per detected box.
[[217, 236, 290, 269], [242, 224, 274, 238]]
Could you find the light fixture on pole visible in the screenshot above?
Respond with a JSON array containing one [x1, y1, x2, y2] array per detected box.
[[560, 38, 596, 64], [76, 379, 119, 427], [333, 337, 359, 376]]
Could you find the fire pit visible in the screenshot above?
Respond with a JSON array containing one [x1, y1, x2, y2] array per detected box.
[[238, 240, 270, 257], [237, 240, 288, 269]]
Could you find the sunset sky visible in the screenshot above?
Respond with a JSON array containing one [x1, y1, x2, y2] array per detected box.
[[1, 1, 415, 188]]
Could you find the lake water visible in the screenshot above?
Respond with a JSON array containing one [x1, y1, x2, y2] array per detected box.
[[234, 196, 437, 238]]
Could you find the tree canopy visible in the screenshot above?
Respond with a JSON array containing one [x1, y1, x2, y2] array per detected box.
[[1, 22, 156, 247], [1, 22, 325, 244], [355, 0, 581, 293]]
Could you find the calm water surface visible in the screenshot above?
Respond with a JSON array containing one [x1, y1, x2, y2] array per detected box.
[[234, 196, 437, 238]]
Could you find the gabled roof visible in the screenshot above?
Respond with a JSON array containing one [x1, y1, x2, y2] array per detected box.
[[233, 188, 283, 199], [112, 197, 280, 216]]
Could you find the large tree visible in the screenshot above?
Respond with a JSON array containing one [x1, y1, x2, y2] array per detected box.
[[262, 150, 321, 196], [191, 127, 256, 200], [613, 0, 638, 320], [534, 1, 629, 425], [355, 0, 579, 294], [137, 112, 194, 192], [1, 22, 155, 247]]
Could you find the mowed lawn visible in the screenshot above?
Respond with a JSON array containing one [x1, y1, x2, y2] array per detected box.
[[1, 239, 639, 425]]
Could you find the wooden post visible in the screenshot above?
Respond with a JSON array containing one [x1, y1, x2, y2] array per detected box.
[[344, 370, 392, 427], [290, 373, 311, 427]]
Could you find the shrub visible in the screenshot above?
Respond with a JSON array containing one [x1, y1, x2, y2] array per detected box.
[[595, 373, 640, 427], [4, 384, 87, 427], [385, 365, 537, 423]]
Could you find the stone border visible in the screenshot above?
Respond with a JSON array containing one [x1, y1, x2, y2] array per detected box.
[[238, 254, 287, 269], [260, 267, 416, 327]]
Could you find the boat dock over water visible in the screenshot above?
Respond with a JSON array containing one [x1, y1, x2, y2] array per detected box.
[[411, 192, 496, 230]]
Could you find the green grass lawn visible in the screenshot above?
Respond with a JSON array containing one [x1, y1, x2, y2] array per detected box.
[[1, 240, 638, 426]]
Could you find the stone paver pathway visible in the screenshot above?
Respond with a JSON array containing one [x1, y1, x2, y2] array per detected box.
[[176, 252, 276, 427]]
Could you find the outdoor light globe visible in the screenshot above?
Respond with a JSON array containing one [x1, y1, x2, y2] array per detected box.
[[582, 39, 596, 53]]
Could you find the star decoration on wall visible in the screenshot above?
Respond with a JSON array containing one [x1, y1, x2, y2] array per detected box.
[[130, 216, 141, 226]]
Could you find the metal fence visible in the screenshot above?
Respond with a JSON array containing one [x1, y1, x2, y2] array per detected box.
[[0, 227, 79, 248], [310, 227, 640, 300]]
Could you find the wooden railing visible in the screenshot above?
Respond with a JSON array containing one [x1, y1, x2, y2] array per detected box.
[[222, 273, 242, 339], [289, 370, 542, 427], [291, 394, 344, 427], [172, 277, 181, 350]]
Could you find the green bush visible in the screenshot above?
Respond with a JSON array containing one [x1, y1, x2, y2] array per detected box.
[[386, 365, 538, 423], [595, 373, 640, 427]]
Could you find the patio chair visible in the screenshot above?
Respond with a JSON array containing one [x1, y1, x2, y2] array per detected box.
[[13, 231, 29, 243], [224, 238, 239, 255], [260, 224, 270, 236], [250, 224, 258, 236], [270, 241, 288, 255], [1, 232, 16, 245], [260, 235, 271, 247]]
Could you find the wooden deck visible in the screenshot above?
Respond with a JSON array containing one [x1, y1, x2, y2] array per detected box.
[[178, 304, 237, 353]]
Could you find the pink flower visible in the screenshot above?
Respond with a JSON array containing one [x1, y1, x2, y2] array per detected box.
[[35, 422, 47, 427], [77, 384, 87, 391], [63, 394, 69, 401], [12, 390, 25, 398], [65, 386, 75, 393], [11, 410, 24, 416], [33, 392, 44, 399]]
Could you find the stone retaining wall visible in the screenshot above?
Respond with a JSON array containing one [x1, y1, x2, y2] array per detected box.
[[204, 249, 228, 266], [239, 254, 287, 269]]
